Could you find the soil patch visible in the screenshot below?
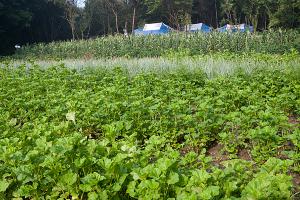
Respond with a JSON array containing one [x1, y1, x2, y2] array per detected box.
[[180, 145, 200, 156], [237, 149, 252, 161], [277, 141, 295, 159], [207, 142, 229, 166], [289, 114, 300, 125], [291, 173, 300, 198], [292, 173, 300, 187]]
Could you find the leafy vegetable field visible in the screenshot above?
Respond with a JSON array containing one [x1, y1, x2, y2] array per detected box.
[[0, 62, 299, 199]]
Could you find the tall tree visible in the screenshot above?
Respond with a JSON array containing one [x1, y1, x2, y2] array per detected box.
[[269, 0, 300, 29], [104, 0, 126, 34], [64, 0, 79, 40], [77, 7, 92, 39], [50, 0, 80, 40], [130, 0, 142, 33], [144, 0, 193, 29], [241, 0, 264, 32], [192, 0, 216, 26], [0, 0, 33, 54], [220, 0, 236, 24]]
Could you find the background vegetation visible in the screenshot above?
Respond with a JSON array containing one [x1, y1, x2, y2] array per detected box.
[[1, 0, 300, 55], [14, 31, 300, 59]]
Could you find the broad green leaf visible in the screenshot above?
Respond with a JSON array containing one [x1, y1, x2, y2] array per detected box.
[[0, 180, 10, 192], [61, 172, 77, 186], [66, 112, 76, 123], [126, 181, 136, 197], [167, 172, 179, 185], [9, 118, 17, 126], [81, 172, 105, 186], [88, 192, 98, 200]]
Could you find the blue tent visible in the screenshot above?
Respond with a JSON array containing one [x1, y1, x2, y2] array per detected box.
[[186, 23, 212, 32], [218, 24, 237, 32], [218, 24, 254, 33], [141, 22, 172, 35], [134, 28, 144, 35], [236, 24, 254, 32]]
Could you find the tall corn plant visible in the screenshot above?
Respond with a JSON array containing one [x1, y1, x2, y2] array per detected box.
[[14, 30, 300, 59]]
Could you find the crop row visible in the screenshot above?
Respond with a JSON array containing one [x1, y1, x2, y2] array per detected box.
[[5, 51, 300, 79], [14, 31, 300, 59], [0, 64, 299, 199]]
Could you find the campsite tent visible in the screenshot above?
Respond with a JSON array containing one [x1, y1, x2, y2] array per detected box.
[[186, 23, 212, 32], [218, 24, 237, 32], [134, 28, 144, 35], [218, 24, 254, 33], [141, 22, 172, 35], [237, 24, 254, 32]]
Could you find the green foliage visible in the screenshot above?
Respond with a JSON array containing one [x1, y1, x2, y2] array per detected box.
[[14, 30, 300, 59], [0, 0, 69, 55], [269, 0, 300, 29], [0, 63, 299, 199], [2, 0, 300, 56]]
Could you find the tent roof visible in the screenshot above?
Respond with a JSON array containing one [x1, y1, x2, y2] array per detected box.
[[143, 22, 171, 31], [185, 23, 211, 32], [143, 23, 164, 31], [189, 23, 204, 30], [239, 24, 246, 29], [222, 24, 233, 29], [134, 28, 143, 32], [237, 24, 253, 29], [219, 24, 253, 32]]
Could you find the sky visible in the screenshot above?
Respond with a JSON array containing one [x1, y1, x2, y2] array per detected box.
[[77, 0, 85, 8]]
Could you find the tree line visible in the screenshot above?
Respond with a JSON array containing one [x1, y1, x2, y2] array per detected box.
[[0, 0, 299, 55]]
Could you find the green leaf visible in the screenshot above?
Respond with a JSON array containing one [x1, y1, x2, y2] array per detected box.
[[66, 111, 76, 123], [98, 190, 108, 200], [113, 174, 128, 192], [126, 181, 136, 197], [148, 180, 159, 190], [167, 172, 179, 185], [131, 172, 140, 181], [9, 118, 17, 126], [61, 172, 77, 186], [200, 186, 220, 200], [0, 180, 10, 192], [79, 184, 92, 192], [88, 192, 98, 200], [81, 172, 105, 186]]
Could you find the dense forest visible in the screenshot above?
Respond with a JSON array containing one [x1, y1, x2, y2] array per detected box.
[[0, 0, 300, 55]]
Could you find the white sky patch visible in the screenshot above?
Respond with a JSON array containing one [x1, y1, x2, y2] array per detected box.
[[77, 0, 85, 8]]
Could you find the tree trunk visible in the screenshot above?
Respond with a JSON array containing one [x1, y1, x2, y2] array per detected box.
[[112, 9, 119, 34], [264, 12, 267, 30], [87, 24, 91, 38], [215, 0, 218, 28], [65, 4, 77, 41], [115, 14, 119, 33], [81, 30, 84, 40], [70, 22, 75, 40], [250, 15, 258, 33], [107, 14, 110, 34], [132, 7, 136, 34], [124, 20, 128, 36]]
